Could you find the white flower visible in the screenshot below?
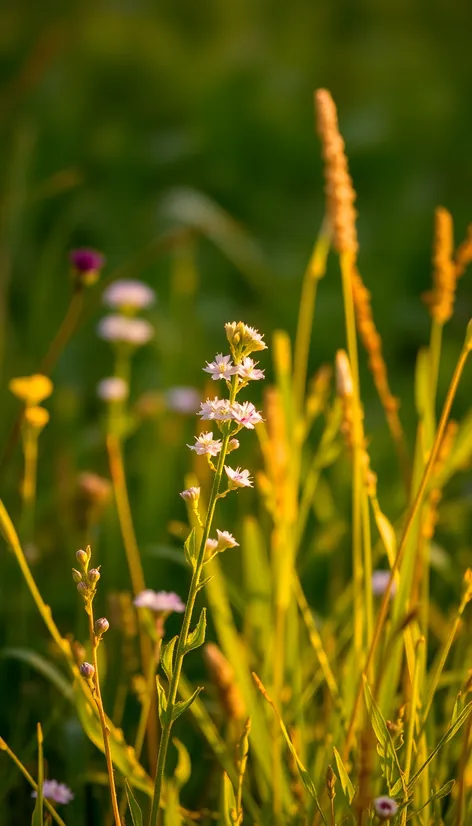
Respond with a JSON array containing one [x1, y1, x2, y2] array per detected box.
[[97, 377, 129, 402], [216, 529, 239, 551], [102, 279, 156, 311], [133, 590, 185, 613], [97, 314, 154, 346], [203, 353, 237, 381], [205, 538, 218, 554], [373, 796, 399, 820], [165, 386, 200, 414], [230, 401, 263, 429], [237, 357, 265, 381], [180, 486, 200, 504], [372, 570, 397, 598], [199, 398, 233, 421], [188, 431, 223, 456], [225, 465, 253, 488], [32, 780, 74, 805]]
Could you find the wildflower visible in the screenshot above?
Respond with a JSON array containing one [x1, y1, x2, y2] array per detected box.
[[80, 662, 95, 680], [24, 406, 50, 431], [216, 530, 239, 551], [372, 570, 397, 598], [133, 590, 185, 614], [103, 279, 156, 312], [32, 780, 74, 805], [165, 386, 200, 414], [224, 465, 253, 488], [203, 354, 237, 381], [225, 321, 267, 356], [87, 568, 101, 584], [94, 617, 110, 637], [70, 248, 105, 286], [188, 432, 223, 456], [180, 486, 200, 505], [97, 377, 129, 402], [97, 314, 154, 346], [205, 538, 218, 555], [227, 438, 240, 453], [9, 374, 53, 406], [230, 401, 263, 429], [373, 796, 399, 820], [237, 357, 265, 381], [199, 398, 233, 421]]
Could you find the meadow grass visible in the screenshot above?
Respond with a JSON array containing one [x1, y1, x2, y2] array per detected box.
[[2, 90, 472, 826]]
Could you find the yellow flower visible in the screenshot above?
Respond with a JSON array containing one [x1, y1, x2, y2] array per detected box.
[[9, 374, 53, 406], [24, 406, 50, 431]]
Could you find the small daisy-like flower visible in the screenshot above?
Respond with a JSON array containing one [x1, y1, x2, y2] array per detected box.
[[32, 780, 74, 805], [188, 432, 223, 456], [237, 357, 265, 381], [103, 279, 156, 311], [203, 354, 237, 381], [199, 398, 233, 421], [180, 486, 200, 504], [224, 465, 253, 488], [216, 530, 239, 551], [133, 590, 185, 613], [166, 386, 200, 414], [97, 377, 129, 402], [205, 538, 219, 554], [372, 570, 397, 598], [373, 796, 398, 820], [97, 315, 154, 346], [230, 401, 263, 429]]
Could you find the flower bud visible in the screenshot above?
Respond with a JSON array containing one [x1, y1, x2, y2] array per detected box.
[[79, 661, 95, 680], [77, 582, 88, 597], [95, 617, 110, 637], [72, 569, 82, 584], [179, 486, 200, 506], [227, 438, 240, 453], [76, 549, 88, 568], [87, 568, 101, 585]]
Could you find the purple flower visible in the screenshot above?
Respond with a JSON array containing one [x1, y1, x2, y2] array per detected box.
[[133, 590, 185, 614], [372, 570, 397, 598], [165, 386, 201, 415], [32, 780, 74, 804], [70, 249, 105, 273], [373, 796, 398, 819]]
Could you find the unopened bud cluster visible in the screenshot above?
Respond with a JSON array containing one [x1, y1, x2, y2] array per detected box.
[[73, 546, 101, 607]]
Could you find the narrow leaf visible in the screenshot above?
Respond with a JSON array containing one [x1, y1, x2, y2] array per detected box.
[[184, 528, 197, 569], [31, 723, 44, 826], [171, 686, 203, 722], [125, 779, 144, 826], [161, 636, 178, 682], [222, 772, 238, 826], [156, 676, 168, 724], [333, 746, 355, 803], [185, 607, 206, 653]]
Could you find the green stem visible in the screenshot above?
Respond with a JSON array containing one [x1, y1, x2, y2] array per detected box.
[[148, 385, 238, 826]]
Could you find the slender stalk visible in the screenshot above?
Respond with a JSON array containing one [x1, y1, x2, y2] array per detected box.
[[293, 219, 331, 414], [87, 606, 121, 826], [149, 382, 238, 826], [456, 709, 472, 826], [340, 251, 364, 661], [429, 319, 443, 411], [0, 737, 67, 826], [343, 340, 471, 758], [404, 638, 424, 786], [106, 431, 158, 771], [421, 602, 468, 728], [362, 489, 373, 656]]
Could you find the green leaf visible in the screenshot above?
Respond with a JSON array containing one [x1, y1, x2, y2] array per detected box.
[[0, 648, 73, 701], [185, 607, 206, 653], [184, 528, 198, 569], [408, 779, 454, 818], [333, 746, 355, 803], [171, 686, 203, 722], [125, 779, 143, 826], [363, 677, 404, 793], [161, 636, 178, 682], [172, 738, 191, 790], [31, 724, 44, 826], [221, 772, 238, 826], [196, 574, 214, 591], [156, 676, 168, 724], [163, 782, 182, 826], [408, 699, 472, 791]]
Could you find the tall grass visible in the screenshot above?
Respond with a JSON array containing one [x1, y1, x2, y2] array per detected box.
[[2, 90, 472, 826]]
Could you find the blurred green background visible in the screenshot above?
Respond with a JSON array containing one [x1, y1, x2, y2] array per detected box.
[[2, 0, 472, 822]]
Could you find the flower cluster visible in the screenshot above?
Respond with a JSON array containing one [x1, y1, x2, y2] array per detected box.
[[70, 248, 105, 287], [73, 546, 102, 611], [32, 780, 74, 805], [134, 589, 185, 614]]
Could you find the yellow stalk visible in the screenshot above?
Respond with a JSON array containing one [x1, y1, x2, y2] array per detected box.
[[0, 737, 67, 826]]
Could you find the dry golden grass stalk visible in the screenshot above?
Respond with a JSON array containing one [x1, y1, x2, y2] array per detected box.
[[315, 89, 358, 257], [203, 643, 246, 722], [423, 207, 456, 324]]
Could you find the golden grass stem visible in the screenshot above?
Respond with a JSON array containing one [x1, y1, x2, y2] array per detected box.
[[343, 339, 471, 758], [106, 431, 158, 772], [340, 251, 364, 660], [0, 737, 67, 826], [456, 710, 472, 826], [429, 319, 443, 411], [87, 604, 121, 825], [361, 490, 373, 656], [293, 219, 331, 414]]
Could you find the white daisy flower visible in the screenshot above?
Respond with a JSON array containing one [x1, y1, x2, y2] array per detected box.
[[102, 279, 156, 311], [224, 465, 253, 488], [230, 400, 263, 429], [187, 432, 223, 456], [216, 529, 239, 550], [237, 357, 265, 381], [97, 314, 154, 346], [203, 353, 237, 381]]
